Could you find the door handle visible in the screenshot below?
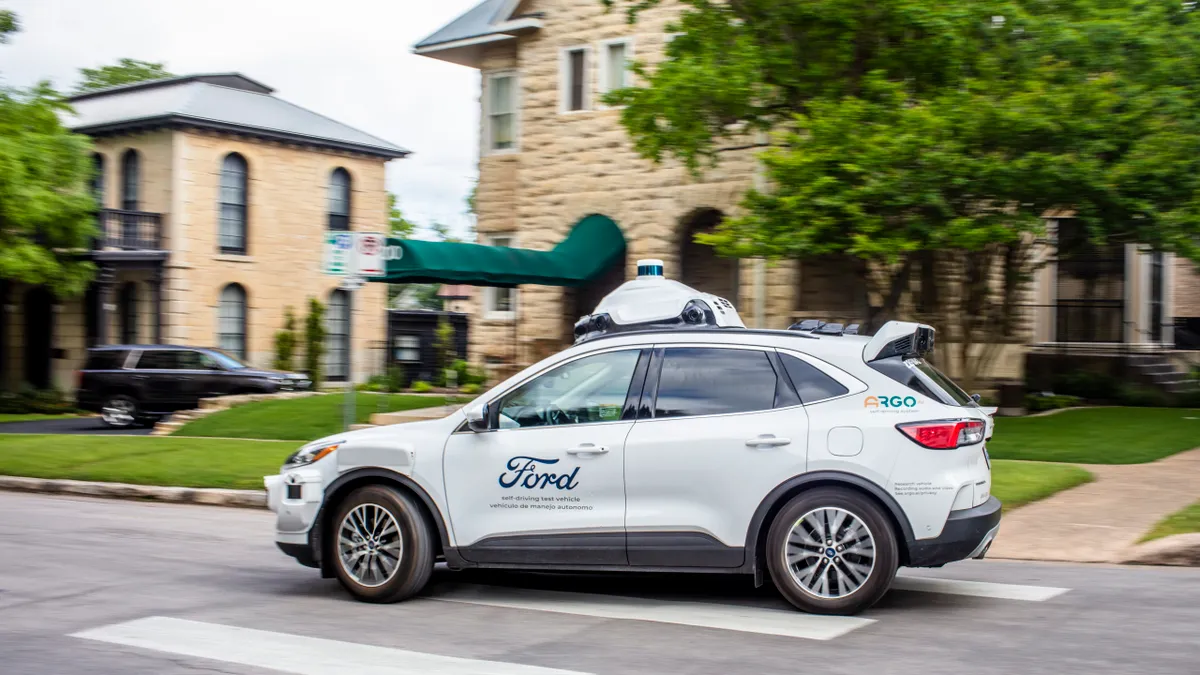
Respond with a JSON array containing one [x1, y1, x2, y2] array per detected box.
[[566, 444, 609, 456], [746, 435, 791, 448]]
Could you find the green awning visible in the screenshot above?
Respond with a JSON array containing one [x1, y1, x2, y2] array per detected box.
[[379, 214, 625, 287]]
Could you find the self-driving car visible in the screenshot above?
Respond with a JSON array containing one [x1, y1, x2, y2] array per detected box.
[[265, 261, 999, 615]]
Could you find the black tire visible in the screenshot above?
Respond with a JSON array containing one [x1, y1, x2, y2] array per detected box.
[[99, 394, 138, 429], [330, 485, 435, 603], [765, 487, 899, 615]]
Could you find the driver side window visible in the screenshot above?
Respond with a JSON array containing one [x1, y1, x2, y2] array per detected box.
[[498, 349, 641, 429]]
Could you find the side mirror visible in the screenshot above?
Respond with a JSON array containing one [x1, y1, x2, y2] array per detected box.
[[465, 403, 491, 432]]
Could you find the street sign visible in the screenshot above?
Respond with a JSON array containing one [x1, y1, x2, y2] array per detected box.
[[338, 275, 365, 291], [355, 232, 386, 277], [323, 232, 354, 275]]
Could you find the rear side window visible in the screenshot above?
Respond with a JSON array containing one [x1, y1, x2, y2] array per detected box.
[[654, 347, 777, 418], [135, 351, 180, 370], [910, 359, 974, 405], [869, 356, 972, 406], [84, 350, 128, 370], [779, 354, 849, 403]]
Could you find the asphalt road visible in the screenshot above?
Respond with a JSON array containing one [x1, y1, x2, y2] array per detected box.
[[2, 492, 1199, 675], [0, 416, 154, 435]]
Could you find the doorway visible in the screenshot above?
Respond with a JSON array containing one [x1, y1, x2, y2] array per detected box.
[[24, 287, 53, 389]]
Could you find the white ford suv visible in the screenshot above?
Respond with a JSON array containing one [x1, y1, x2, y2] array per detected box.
[[266, 270, 1000, 616]]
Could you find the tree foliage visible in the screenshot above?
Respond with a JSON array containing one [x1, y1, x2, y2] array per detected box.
[[0, 12, 97, 296], [387, 192, 416, 238], [273, 306, 298, 371], [604, 0, 1200, 386], [75, 58, 172, 93], [304, 298, 326, 385]]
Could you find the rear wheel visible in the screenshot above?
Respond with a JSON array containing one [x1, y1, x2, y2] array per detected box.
[[766, 487, 899, 615], [100, 394, 138, 428], [331, 485, 435, 603]]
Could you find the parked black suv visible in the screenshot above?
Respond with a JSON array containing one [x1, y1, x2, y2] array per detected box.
[[77, 345, 312, 428]]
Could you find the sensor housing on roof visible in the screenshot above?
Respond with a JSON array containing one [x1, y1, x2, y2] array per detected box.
[[573, 260, 745, 342]]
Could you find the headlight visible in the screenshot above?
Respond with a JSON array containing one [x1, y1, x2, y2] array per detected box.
[[283, 440, 341, 468]]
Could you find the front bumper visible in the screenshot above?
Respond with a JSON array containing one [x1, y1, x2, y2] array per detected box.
[[265, 470, 325, 569], [907, 496, 1002, 567]]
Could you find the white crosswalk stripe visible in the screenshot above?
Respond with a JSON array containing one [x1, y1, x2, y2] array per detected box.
[[425, 583, 876, 641], [72, 616, 593, 675], [891, 576, 1070, 601]]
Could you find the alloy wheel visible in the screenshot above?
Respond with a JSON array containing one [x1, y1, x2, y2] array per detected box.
[[101, 398, 135, 427], [784, 506, 876, 599], [338, 503, 404, 588]]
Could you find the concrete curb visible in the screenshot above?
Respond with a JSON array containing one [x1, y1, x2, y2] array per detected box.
[[0, 475, 266, 508], [1119, 533, 1200, 566]]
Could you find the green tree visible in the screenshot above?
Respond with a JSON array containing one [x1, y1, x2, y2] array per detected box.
[[0, 10, 18, 41], [75, 58, 172, 93], [387, 193, 416, 238], [433, 316, 456, 385], [603, 0, 1200, 388], [273, 306, 298, 371], [304, 298, 326, 385], [0, 13, 97, 296]]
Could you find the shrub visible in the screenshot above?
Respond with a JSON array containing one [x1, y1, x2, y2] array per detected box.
[[1116, 384, 1171, 408], [304, 298, 326, 386], [1174, 389, 1200, 409], [273, 306, 298, 371], [0, 388, 75, 415], [1025, 393, 1082, 412], [411, 380, 433, 393], [1051, 371, 1121, 401], [460, 383, 481, 395], [450, 359, 487, 387]]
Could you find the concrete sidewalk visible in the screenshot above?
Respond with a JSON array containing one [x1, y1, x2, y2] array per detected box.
[[989, 448, 1200, 563]]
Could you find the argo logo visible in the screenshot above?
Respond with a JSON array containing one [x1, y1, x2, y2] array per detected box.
[[864, 395, 919, 410]]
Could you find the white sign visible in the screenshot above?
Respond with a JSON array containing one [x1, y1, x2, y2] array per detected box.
[[355, 232, 386, 277], [323, 232, 354, 275], [338, 275, 365, 291]]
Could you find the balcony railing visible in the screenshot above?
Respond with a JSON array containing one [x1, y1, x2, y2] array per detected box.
[[96, 209, 163, 250]]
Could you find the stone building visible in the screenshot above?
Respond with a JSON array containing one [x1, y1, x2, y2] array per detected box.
[[0, 73, 406, 392], [415, 0, 1200, 379]]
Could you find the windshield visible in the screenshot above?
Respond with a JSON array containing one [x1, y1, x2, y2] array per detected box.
[[207, 349, 249, 370], [908, 359, 974, 406]]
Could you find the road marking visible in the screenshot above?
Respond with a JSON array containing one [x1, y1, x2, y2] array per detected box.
[[892, 576, 1070, 601], [72, 616, 592, 675], [426, 584, 875, 641]]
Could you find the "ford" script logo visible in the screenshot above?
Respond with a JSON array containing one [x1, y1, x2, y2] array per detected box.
[[499, 456, 580, 490]]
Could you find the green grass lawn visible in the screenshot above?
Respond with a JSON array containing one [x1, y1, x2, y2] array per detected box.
[[0, 435, 295, 490], [174, 393, 449, 441], [988, 407, 1200, 464], [990, 460, 1093, 511], [0, 413, 80, 424], [1141, 501, 1200, 542]]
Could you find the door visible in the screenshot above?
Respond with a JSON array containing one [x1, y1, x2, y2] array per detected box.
[[622, 346, 810, 567], [443, 347, 647, 565], [131, 350, 187, 411], [24, 287, 54, 389], [171, 350, 210, 409]]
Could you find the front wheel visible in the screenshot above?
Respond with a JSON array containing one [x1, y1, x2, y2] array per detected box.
[[330, 485, 435, 603], [766, 487, 899, 615]]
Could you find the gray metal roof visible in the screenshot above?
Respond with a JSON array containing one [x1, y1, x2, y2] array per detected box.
[[65, 76, 408, 159], [414, 0, 510, 49]]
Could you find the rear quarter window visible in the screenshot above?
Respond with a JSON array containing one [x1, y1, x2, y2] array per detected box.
[[779, 354, 849, 403], [84, 351, 128, 370]]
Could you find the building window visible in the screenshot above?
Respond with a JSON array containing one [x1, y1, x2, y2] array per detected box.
[[599, 38, 632, 95], [119, 282, 138, 344], [486, 73, 517, 152], [120, 150, 139, 210], [328, 168, 351, 231], [326, 289, 350, 381], [217, 283, 247, 359], [218, 153, 248, 254], [393, 334, 420, 363], [92, 153, 105, 207], [485, 235, 516, 318], [560, 47, 590, 112]]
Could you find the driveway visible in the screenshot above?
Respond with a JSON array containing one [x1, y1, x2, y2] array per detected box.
[[0, 416, 155, 435]]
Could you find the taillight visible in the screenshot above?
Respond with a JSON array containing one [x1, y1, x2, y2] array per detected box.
[[896, 419, 985, 449]]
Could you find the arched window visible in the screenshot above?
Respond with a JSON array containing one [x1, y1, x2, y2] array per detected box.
[[119, 282, 139, 344], [325, 289, 350, 381], [92, 153, 106, 207], [217, 284, 248, 359], [120, 150, 139, 210], [218, 153, 249, 253], [328, 168, 351, 231]]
